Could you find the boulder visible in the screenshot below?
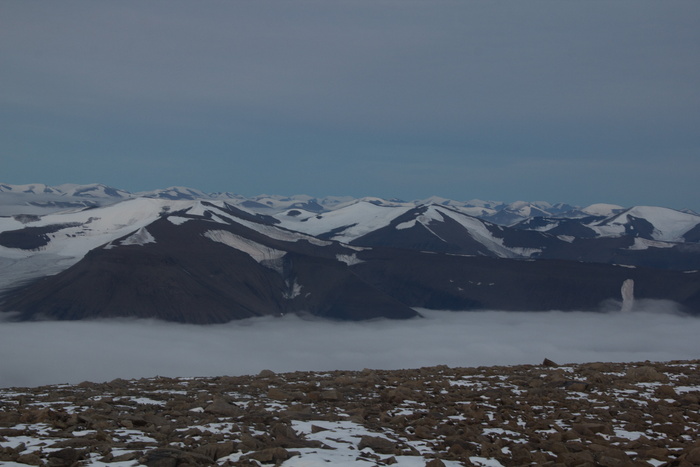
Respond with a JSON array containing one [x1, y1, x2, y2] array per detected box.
[[625, 366, 669, 383], [245, 447, 291, 464], [358, 435, 397, 455], [194, 442, 237, 460], [685, 446, 700, 464], [320, 389, 341, 401], [204, 398, 242, 417], [46, 447, 81, 466], [141, 448, 213, 467]]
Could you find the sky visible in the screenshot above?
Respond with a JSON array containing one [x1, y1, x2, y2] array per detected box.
[[2, 306, 699, 389], [1, 1, 699, 211]]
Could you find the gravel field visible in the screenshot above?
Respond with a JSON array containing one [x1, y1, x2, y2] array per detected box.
[[2, 360, 700, 466]]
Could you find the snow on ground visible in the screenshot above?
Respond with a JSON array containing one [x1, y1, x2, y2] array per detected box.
[[2, 360, 698, 466], [281, 420, 465, 467]]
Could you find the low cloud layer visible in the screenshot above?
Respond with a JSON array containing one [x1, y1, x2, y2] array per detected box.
[[1, 303, 698, 388]]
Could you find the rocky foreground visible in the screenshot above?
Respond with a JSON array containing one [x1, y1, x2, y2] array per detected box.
[[1, 360, 700, 467]]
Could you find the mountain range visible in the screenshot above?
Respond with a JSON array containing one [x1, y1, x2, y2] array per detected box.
[[1, 183, 699, 322]]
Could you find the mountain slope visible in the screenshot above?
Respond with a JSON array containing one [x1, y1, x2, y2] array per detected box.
[[1, 184, 699, 323], [3, 200, 699, 322], [1, 203, 419, 322]]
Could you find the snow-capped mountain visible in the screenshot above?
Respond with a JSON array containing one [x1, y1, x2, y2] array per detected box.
[[0, 183, 132, 216], [1, 183, 699, 323], [593, 206, 700, 242], [0, 182, 630, 222]]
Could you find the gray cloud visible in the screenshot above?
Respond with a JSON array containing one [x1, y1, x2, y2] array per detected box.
[[1, 304, 698, 389], [1, 1, 699, 209]]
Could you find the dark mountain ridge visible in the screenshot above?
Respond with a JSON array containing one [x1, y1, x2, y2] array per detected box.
[[2, 200, 699, 323], [1, 186, 699, 323]]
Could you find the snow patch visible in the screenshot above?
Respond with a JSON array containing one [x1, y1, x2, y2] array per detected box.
[[283, 280, 302, 299], [432, 206, 519, 258], [583, 203, 624, 216], [119, 227, 155, 246], [196, 201, 332, 246], [396, 219, 416, 230], [203, 230, 285, 265], [336, 253, 363, 266], [167, 216, 191, 225], [627, 237, 675, 251]]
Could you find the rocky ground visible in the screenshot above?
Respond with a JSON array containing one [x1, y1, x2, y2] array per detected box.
[[1, 360, 700, 467]]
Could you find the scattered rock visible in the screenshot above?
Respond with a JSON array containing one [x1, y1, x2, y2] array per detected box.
[[358, 435, 397, 455], [46, 447, 81, 466], [205, 398, 242, 417], [141, 448, 212, 467], [1, 360, 699, 466], [626, 365, 669, 383], [267, 387, 300, 401], [194, 441, 236, 460], [425, 459, 446, 467], [320, 389, 341, 401], [244, 447, 291, 464], [686, 446, 700, 464], [655, 384, 678, 399], [16, 453, 42, 466], [563, 380, 590, 392], [311, 424, 328, 433]]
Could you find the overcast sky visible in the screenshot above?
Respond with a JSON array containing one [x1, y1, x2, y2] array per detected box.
[[2, 306, 698, 389], [2, 1, 699, 210]]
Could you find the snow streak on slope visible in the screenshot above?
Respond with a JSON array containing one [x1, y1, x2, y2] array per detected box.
[[203, 230, 285, 267], [191, 201, 332, 247], [114, 227, 156, 247], [427, 206, 527, 258], [627, 238, 675, 251], [395, 205, 540, 258], [336, 253, 363, 266]]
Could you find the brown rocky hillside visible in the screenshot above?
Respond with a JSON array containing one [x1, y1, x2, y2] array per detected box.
[[2, 360, 700, 466]]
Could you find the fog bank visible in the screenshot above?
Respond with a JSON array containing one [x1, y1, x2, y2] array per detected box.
[[1, 304, 698, 388]]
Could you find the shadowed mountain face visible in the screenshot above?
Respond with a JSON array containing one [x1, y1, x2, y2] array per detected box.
[[0, 213, 419, 323], [272, 203, 700, 271], [1, 199, 700, 323]]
